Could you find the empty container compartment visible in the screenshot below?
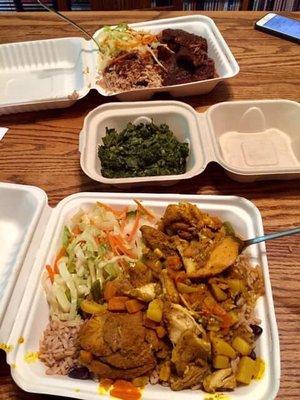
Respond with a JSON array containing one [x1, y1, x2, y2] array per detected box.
[[0, 38, 91, 113], [207, 100, 300, 181], [0, 183, 47, 324]]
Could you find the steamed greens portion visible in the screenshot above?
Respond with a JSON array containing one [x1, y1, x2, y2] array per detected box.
[[98, 122, 189, 178]]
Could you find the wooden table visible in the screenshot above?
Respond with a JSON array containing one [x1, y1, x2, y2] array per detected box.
[[0, 10, 299, 400]]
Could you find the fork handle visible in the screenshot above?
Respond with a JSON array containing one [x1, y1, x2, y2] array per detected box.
[[245, 227, 300, 247], [37, 0, 101, 51]]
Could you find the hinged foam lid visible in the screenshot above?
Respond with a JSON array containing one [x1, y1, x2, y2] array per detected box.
[[0, 182, 50, 343]]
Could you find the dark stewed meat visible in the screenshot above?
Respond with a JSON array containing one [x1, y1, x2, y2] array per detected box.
[[158, 28, 215, 85]]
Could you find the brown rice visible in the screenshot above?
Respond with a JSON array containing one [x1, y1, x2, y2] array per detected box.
[[39, 319, 83, 375]]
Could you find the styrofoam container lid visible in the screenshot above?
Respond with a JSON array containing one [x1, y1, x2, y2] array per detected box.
[[79, 99, 300, 185], [0, 15, 239, 115], [0, 186, 280, 400]]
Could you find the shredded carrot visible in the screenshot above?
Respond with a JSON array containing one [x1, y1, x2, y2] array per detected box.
[[120, 206, 129, 232], [127, 212, 141, 243], [125, 299, 145, 314], [118, 259, 128, 269], [96, 202, 123, 217], [53, 247, 66, 274], [133, 199, 156, 221], [112, 235, 137, 259], [45, 264, 54, 283], [107, 232, 119, 255]]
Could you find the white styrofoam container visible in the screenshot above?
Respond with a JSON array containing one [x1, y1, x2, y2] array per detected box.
[[0, 15, 239, 115], [0, 183, 280, 400], [79, 99, 300, 185]]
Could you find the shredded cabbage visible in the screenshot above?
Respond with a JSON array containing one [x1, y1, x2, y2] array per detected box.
[[95, 23, 164, 72], [44, 202, 156, 321]]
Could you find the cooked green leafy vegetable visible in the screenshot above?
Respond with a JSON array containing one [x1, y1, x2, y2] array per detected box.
[[98, 122, 189, 178]]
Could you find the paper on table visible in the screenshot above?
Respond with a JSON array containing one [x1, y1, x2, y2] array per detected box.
[[0, 127, 8, 140]]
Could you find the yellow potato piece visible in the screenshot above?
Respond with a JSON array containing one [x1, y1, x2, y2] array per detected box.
[[212, 337, 236, 359], [253, 358, 265, 380], [205, 237, 240, 271], [146, 299, 163, 322], [236, 356, 256, 384], [232, 336, 251, 356], [186, 237, 240, 278], [213, 355, 230, 369]]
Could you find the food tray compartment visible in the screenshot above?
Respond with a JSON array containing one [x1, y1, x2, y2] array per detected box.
[[93, 15, 239, 101], [0, 183, 47, 326], [3, 192, 280, 400], [0, 38, 92, 115], [206, 100, 300, 182], [79, 101, 205, 185]]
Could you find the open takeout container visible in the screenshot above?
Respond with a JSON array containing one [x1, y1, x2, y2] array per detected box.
[[0, 15, 239, 115], [79, 99, 300, 185], [0, 182, 280, 400]]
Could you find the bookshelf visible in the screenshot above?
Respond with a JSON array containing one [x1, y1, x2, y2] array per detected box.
[[0, 0, 299, 11], [183, 0, 299, 10]]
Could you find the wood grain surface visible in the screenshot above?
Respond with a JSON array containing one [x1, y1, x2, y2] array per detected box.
[[0, 11, 299, 400]]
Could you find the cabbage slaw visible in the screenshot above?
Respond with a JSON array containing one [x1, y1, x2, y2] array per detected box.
[[96, 23, 165, 71], [43, 201, 157, 321]]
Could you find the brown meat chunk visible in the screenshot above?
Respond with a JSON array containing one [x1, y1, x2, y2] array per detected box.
[[103, 312, 145, 354], [159, 29, 215, 85], [161, 29, 208, 54], [79, 311, 156, 379], [160, 269, 180, 303], [161, 203, 222, 235], [171, 330, 211, 375], [170, 364, 210, 391], [89, 359, 155, 380], [176, 46, 208, 68], [79, 315, 111, 357], [105, 343, 155, 370], [140, 225, 177, 257]]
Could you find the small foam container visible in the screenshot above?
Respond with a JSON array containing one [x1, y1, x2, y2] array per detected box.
[[79, 99, 300, 185], [0, 15, 239, 115], [0, 184, 280, 400]]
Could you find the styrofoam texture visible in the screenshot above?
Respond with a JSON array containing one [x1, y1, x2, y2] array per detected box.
[[92, 15, 239, 100], [79, 101, 206, 185], [206, 99, 300, 182], [4, 192, 280, 400], [0, 183, 47, 326], [0, 37, 92, 115]]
